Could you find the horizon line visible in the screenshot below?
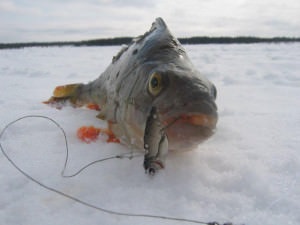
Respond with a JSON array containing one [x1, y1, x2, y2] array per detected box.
[[1, 36, 300, 49]]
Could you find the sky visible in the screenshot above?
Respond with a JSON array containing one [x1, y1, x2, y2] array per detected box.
[[0, 0, 300, 43]]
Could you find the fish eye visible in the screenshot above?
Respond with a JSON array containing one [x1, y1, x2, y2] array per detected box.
[[148, 72, 163, 96]]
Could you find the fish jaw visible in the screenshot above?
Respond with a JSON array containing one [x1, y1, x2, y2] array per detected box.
[[163, 112, 218, 151], [158, 96, 218, 151], [179, 113, 217, 127]]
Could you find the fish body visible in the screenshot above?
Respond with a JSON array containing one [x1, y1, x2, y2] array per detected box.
[[46, 18, 218, 173]]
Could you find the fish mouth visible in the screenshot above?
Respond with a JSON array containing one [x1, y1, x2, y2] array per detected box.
[[164, 112, 218, 135], [164, 113, 218, 151], [163, 113, 217, 130], [161, 101, 218, 151], [162, 100, 218, 128], [178, 113, 217, 127]]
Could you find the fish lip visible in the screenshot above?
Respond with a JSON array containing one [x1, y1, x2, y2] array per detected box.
[[179, 113, 218, 127], [162, 111, 218, 151], [159, 98, 218, 134], [163, 112, 218, 129]]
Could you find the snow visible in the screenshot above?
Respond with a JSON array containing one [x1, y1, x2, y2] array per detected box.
[[0, 44, 300, 225]]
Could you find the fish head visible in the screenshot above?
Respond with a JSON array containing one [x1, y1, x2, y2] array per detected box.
[[119, 18, 218, 151], [146, 66, 218, 151]]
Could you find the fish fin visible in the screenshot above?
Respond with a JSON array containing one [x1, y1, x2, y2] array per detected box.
[[96, 107, 107, 120], [86, 103, 101, 111], [105, 121, 120, 143], [153, 17, 167, 30], [103, 128, 120, 143], [43, 83, 83, 109], [95, 106, 116, 123]]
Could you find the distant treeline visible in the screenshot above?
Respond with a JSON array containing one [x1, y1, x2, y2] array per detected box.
[[1, 36, 300, 49]]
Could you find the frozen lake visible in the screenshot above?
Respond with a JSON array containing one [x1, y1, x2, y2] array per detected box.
[[0, 44, 300, 225]]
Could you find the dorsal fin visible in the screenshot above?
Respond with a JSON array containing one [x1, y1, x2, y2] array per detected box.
[[132, 17, 169, 44], [150, 17, 167, 31], [112, 18, 181, 63]]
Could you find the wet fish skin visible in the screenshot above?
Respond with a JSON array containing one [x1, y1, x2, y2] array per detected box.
[[45, 18, 218, 172]]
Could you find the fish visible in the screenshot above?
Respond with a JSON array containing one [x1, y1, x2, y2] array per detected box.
[[45, 18, 218, 174]]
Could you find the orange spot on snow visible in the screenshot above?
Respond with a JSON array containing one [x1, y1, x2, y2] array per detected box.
[[77, 126, 101, 143], [77, 126, 120, 144]]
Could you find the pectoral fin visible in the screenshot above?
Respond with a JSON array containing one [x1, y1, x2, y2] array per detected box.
[[96, 106, 108, 120]]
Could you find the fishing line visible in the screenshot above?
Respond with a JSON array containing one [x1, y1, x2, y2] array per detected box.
[[0, 115, 234, 225], [62, 149, 143, 178]]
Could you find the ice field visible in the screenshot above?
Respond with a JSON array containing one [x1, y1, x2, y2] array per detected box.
[[0, 43, 299, 225]]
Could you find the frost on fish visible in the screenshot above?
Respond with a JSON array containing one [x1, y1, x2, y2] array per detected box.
[[44, 17, 218, 173]]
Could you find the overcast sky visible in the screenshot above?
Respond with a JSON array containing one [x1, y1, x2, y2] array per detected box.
[[0, 0, 299, 43]]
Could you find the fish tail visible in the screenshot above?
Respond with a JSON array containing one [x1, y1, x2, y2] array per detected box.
[[43, 83, 85, 109]]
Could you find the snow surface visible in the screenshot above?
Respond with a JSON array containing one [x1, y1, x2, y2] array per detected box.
[[0, 44, 300, 225]]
